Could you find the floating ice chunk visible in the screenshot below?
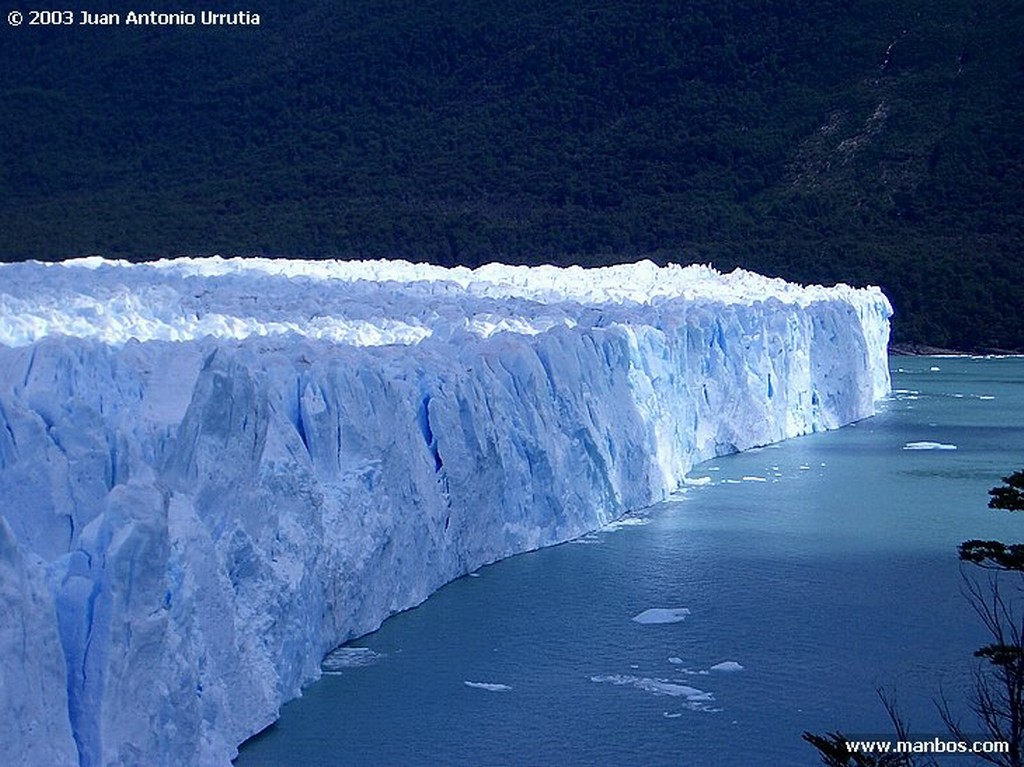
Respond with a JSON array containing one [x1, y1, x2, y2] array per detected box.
[[633, 608, 691, 624], [464, 681, 512, 692], [602, 516, 651, 532], [666, 661, 709, 676], [684, 476, 712, 486], [903, 441, 957, 451], [321, 647, 384, 672], [979, 395, 995, 401], [930, 366, 941, 371], [590, 675, 714, 703], [742, 476, 767, 482], [663, 712, 683, 719], [710, 661, 744, 672]]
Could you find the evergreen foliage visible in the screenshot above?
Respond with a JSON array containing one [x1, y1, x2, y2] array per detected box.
[[962, 473, 1024, 569], [990, 472, 1024, 512], [1, 0, 1021, 350]]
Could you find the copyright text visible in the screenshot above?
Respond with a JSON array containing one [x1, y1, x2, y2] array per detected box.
[[8, 10, 262, 27]]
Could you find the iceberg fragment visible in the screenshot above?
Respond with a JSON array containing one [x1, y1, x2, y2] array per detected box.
[[632, 608, 692, 625], [710, 661, 745, 672], [464, 681, 513, 692]]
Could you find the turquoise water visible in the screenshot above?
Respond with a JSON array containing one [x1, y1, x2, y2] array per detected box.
[[236, 356, 1024, 766]]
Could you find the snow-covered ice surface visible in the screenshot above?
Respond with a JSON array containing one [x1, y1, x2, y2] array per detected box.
[[0, 257, 891, 765]]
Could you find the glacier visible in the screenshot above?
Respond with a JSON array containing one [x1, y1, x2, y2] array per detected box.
[[0, 257, 891, 765]]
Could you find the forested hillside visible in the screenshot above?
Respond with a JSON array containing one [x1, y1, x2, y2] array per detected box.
[[1, 0, 1021, 349]]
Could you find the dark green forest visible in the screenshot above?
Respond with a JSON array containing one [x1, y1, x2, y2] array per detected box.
[[1, 0, 1022, 350]]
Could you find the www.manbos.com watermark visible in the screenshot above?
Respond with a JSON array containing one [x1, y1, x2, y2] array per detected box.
[[844, 735, 1010, 757]]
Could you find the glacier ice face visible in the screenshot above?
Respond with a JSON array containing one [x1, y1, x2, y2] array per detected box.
[[0, 258, 891, 765], [0, 517, 77, 766]]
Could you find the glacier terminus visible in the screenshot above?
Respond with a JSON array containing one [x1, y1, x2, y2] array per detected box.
[[0, 258, 891, 765]]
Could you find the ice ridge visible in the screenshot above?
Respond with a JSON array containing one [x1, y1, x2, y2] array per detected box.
[[0, 258, 891, 765]]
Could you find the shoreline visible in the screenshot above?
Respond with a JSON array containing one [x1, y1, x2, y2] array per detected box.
[[888, 342, 1024, 357]]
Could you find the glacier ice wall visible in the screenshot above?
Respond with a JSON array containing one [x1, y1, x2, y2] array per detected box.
[[0, 258, 891, 765]]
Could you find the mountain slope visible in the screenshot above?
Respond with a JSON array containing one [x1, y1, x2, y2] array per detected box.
[[1, 0, 1021, 349]]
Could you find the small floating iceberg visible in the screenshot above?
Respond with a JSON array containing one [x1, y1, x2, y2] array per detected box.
[[633, 608, 691, 624], [464, 681, 512, 692], [903, 441, 957, 451], [590, 675, 717, 711], [709, 661, 744, 673], [590, 675, 712, 701]]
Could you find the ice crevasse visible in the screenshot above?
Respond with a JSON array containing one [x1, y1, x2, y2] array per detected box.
[[0, 258, 892, 765]]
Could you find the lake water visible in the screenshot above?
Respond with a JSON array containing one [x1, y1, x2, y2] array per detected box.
[[236, 356, 1024, 766]]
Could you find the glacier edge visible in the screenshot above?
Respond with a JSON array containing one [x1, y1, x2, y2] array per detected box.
[[0, 259, 891, 766]]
